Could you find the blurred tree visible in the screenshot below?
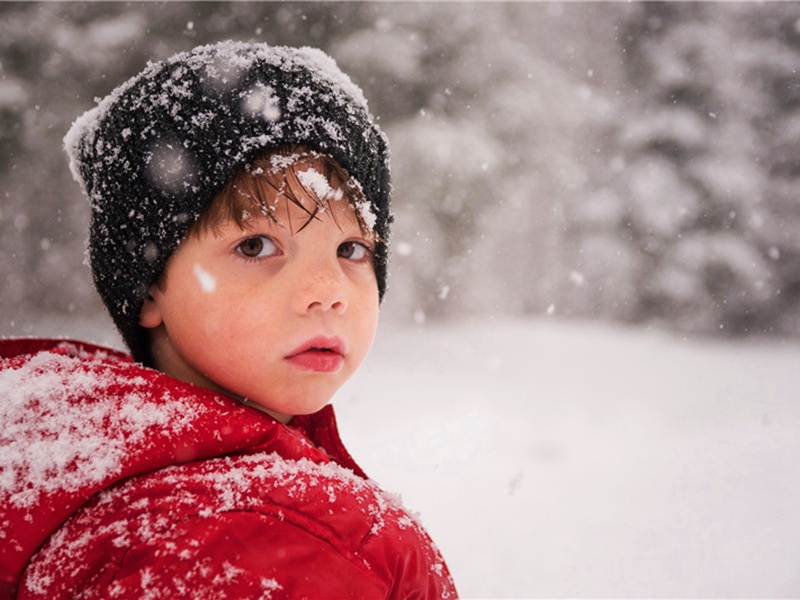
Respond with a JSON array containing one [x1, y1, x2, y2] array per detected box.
[[603, 2, 800, 335], [334, 3, 625, 321], [746, 3, 800, 335], [2, 2, 797, 338]]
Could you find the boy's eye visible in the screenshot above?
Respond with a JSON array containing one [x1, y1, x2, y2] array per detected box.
[[236, 235, 278, 259], [338, 241, 372, 262]]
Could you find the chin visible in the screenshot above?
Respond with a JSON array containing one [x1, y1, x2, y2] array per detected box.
[[291, 398, 332, 416], [254, 392, 332, 418]]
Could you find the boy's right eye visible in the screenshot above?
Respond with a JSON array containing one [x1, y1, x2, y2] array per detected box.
[[236, 235, 279, 259]]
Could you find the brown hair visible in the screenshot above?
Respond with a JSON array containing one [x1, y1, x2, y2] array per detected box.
[[191, 144, 376, 239]]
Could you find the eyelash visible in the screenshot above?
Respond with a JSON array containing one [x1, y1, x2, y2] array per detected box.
[[235, 235, 280, 260], [338, 240, 374, 262], [233, 235, 374, 263]]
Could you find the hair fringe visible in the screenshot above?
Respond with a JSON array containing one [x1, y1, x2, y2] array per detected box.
[[192, 145, 374, 239]]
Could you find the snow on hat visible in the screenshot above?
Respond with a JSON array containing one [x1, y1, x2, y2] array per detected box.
[[64, 41, 392, 366]]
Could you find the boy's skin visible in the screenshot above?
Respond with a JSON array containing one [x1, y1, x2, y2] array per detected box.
[[140, 159, 380, 424]]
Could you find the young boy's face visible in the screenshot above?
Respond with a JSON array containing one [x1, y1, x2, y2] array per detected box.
[[139, 171, 380, 423]]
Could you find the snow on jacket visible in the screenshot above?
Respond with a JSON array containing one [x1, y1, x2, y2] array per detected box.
[[0, 338, 457, 599]]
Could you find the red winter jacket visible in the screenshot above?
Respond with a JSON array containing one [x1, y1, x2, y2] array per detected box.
[[0, 338, 457, 599]]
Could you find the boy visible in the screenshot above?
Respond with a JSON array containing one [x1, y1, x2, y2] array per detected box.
[[0, 41, 457, 598]]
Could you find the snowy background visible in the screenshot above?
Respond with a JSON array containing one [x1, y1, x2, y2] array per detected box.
[[2, 3, 800, 598]]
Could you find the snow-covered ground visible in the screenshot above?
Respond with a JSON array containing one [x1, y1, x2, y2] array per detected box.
[[335, 318, 800, 598], [9, 315, 800, 597]]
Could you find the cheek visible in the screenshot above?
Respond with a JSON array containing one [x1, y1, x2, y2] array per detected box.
[[196, 313, 225, 338], [165, 277, 231, 339], [188, 290, 281, 361], [355, 293, 380, 353]]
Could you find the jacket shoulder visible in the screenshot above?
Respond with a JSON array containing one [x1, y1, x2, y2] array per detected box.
[[1, 339, 323, 596], [20, 453, 458, 599], [0, 337, 130, 362]]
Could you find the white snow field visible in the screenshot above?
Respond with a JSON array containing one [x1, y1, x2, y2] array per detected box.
[[334, 318, 800, 598], [8, 315, 800, 598]]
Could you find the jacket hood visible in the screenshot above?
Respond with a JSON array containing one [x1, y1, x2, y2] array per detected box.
[[0, 338, 358, 597]]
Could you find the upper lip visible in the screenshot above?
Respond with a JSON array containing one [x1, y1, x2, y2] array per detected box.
[[285, 336, 346, 358]]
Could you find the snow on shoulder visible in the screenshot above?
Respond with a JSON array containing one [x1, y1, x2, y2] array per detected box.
[[0, 347, 198, 509], [44, 452, 442, 582]]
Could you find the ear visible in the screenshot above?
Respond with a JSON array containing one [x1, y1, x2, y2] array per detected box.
[[139, 287, 163, 329]]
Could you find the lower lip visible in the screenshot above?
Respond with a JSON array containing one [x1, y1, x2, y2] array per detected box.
[[286, 350, 344, 372]]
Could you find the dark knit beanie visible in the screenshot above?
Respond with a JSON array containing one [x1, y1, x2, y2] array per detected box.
[[64, 41, 392, 366]]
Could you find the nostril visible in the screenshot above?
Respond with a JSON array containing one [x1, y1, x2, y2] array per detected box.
[[299, 273, 347, 313], [303, 298, 346, 314]]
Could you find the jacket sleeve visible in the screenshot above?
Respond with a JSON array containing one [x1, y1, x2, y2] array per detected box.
[[18, 454, 457, 599], [92, 510, 390, 599]]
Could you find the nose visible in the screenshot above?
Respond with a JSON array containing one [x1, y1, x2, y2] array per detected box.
[[294, 266, 348, 316]]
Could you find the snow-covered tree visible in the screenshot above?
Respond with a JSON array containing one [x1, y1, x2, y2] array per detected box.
[[333, 3, 625, 321], [3, 3, 797, 338], [607, 2, 800, 335]]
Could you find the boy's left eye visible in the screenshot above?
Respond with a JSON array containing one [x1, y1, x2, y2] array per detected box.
[[236, 235, 279, 259], [337, 241, 372, 262]]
